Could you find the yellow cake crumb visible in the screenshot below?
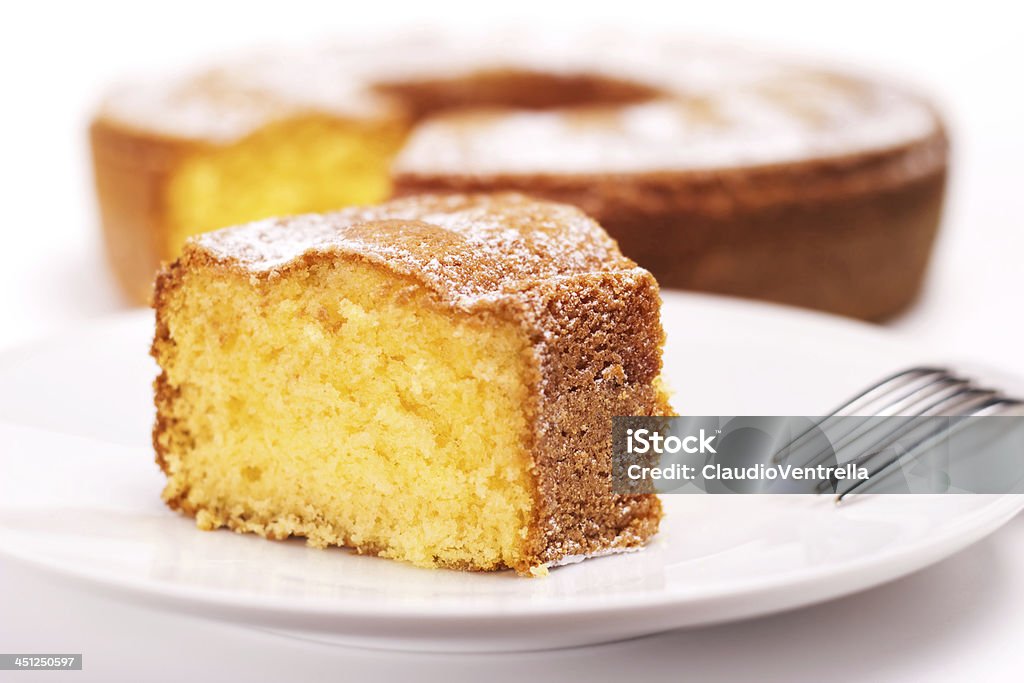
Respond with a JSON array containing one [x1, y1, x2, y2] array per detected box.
[[156, 258, 536, 570], [165, 115, 408, 253]]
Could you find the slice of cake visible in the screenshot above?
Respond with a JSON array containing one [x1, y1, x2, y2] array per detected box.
[[152, 193, 671, 574]]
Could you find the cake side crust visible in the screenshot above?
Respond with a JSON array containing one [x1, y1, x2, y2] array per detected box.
[[513, 269, 669, 568]]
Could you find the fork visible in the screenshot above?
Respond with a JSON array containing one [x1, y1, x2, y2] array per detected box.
[[770, 367, 1024, 500]]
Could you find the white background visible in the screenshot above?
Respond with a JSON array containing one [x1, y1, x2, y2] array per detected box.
[[1, 1, 1023, 680]]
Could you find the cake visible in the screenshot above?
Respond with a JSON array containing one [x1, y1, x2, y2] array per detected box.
[[151, 193, 671, 574], [94, 35, 948, 319]]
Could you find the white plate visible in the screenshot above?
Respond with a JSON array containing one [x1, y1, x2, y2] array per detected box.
[[0, 293, 1020, 652]]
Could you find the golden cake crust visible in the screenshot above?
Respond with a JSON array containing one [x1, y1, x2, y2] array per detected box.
[[153, 193, 670, 573], [181, 193, 635, 299]]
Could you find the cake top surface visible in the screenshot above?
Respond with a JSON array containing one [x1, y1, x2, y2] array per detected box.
[[99, 33, 943, 172], [394, 85, 938, 175], [192, 193, 641, 306]]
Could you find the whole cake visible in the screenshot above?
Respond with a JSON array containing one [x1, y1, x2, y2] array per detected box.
[[95, 35, 948, 319], [152, 193, 671, 574]]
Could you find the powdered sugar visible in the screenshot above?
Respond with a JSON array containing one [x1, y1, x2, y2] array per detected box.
[[194, 193, 639, 307], [395, 75, 940, 174]]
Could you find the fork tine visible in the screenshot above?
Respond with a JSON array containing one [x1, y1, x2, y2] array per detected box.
[[814, 388, 1001, 494], [829, 380, 981, 459], [800, 376, 971, 470], [837, 395, 1024, 499], [768, 366, 1021, 498], [770, 367, 951, 464], [829, 367, 952, 417]]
